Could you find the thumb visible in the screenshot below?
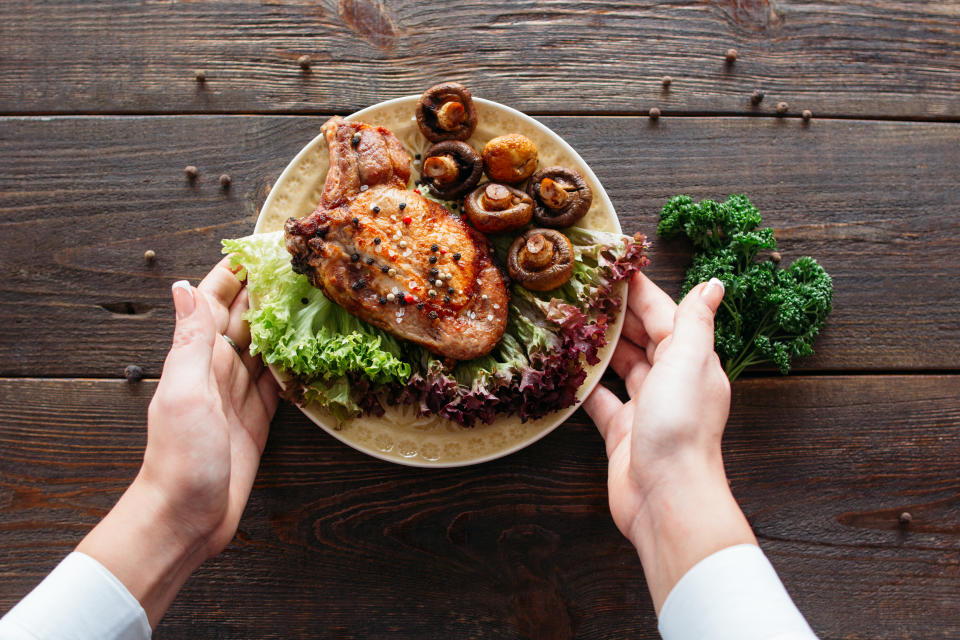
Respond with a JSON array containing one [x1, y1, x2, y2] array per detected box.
[[164, 280, 216, 378], [671, 277, 725, 356]]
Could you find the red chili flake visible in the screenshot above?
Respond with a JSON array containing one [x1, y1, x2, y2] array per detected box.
[[440, 248, 447, 254], [402, 216, 412, 225], [414, 189, 421, 194], [404, 294, 415, 304]]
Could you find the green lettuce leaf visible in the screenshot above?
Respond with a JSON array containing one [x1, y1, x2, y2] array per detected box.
[[222, 231, 411, 418]]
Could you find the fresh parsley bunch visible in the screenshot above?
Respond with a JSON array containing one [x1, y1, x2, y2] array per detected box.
[[658, 195, 833, 381]]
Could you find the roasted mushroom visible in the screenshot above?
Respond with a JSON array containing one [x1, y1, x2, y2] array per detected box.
[[527, 166, 592, 228], [421, 141, 483, 200], [482, 134, 539, 184], [416, 82, 479, 143], [507, 228, 575, 291], [463, 183, 534, 233]]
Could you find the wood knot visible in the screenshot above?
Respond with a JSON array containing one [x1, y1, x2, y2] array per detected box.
[[338, 0, 397, 50], [498, 525, 574, 640], [710, 0, 783, 32]]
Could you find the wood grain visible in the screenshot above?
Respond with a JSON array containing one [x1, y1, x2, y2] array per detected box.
[[0, 1, 958, 118], [0, 376, 957, 639], [1, 115, 958, 376]]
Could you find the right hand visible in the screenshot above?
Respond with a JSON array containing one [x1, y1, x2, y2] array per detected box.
[[585, 272, 731, 540], [585, 272, 750, 611]]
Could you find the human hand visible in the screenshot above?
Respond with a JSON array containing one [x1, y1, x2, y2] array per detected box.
[[78, 257, 279, 627], [584, 272, 753, 611], [139, 257, 280, 557], [585, 272, 731, 537]]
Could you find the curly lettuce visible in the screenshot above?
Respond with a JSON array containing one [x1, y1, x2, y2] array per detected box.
[[223, 231, 411, 420]]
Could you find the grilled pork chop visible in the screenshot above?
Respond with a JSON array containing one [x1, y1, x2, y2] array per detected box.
[[284, 116, 509, 361]]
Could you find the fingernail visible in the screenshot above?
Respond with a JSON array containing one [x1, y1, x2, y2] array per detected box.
[[701, 277, 724, 298], [171, 280, 195, 319]]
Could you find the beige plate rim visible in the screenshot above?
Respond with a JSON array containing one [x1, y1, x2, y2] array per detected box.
[[254, 95, 624, 468]]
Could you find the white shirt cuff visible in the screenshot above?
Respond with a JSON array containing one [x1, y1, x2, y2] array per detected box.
[[658, 543, 817, 640], [0, 551, 151, 640]]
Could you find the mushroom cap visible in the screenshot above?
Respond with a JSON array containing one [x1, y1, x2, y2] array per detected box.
[[507, 228, 576, 292], [527, 166, 593, 228], [463, 183, 534, 234], [422, 141, 483, 200], [482, 134, 539, 184], [415, 82, 479, 143]]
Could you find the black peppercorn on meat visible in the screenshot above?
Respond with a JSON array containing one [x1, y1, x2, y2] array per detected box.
[[284, 117, 508, 360]]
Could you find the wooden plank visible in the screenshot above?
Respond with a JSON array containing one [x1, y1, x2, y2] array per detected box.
[[0, 1, 958, 118], [0, 376, 957, 638], [1, 115, 958, 376]]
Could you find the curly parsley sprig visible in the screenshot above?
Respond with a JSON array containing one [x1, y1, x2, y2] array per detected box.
[[658, 195, 833, 381]]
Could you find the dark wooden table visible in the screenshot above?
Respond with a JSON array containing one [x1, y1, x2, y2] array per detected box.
[[2, 2, 959, 638]]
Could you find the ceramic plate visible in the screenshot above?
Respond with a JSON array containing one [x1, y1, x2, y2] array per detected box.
[[254, 96, 624, 467]]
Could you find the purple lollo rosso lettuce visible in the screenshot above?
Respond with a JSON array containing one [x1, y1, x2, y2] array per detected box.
[[223, 227, 648, 427]]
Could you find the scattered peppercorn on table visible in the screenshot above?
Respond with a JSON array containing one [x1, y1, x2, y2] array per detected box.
[[1, 2, 959, 638]]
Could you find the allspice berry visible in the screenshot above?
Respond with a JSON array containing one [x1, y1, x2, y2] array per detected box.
[[124, 365, 144, 382], [750, 89, 765, 105], [899, 512, 912, 525], [661, 75, 672, 88], [802, 109, 813, 121], [297, 55, 311, 70], [184, 165, 198, 180], [219, 174, 231, 189], [776, 101, 789, 115], [144, 249, 156, 263], [649, 107, 661, 120], [725, 48, 738, 64], [194, 69, 206, 83]]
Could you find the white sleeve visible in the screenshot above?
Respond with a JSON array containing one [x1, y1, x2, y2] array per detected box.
[[658, 543, 817, 640], [0, 551, 151, 640]]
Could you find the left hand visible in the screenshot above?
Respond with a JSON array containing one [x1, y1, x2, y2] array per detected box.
[[78, 257, 279, 627], [139, 257, 280, 557]]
